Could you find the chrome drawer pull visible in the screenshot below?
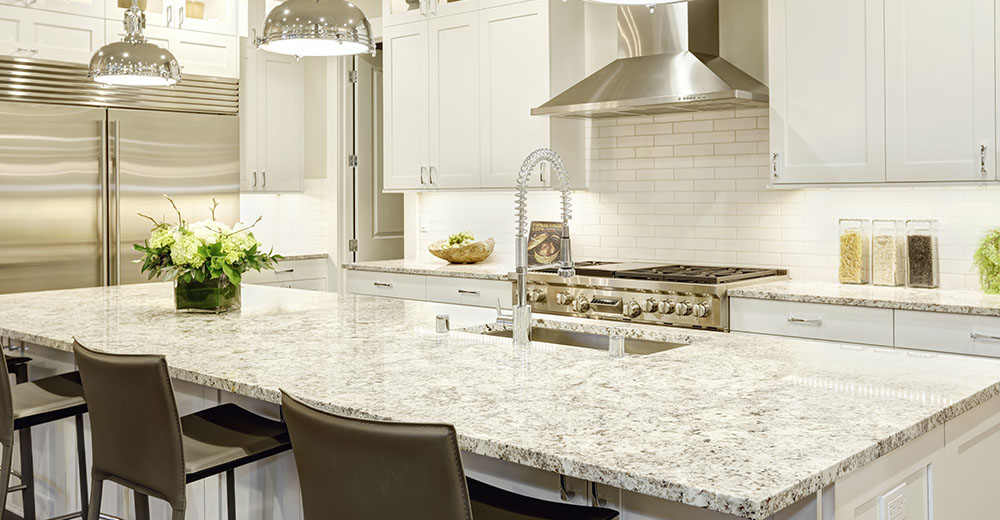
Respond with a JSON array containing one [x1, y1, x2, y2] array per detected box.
[[457, 289, 480, 295], [373, 282, 393, 288], [788, 316, 822, 325], [970, 332, 1000, 342], [275, 269, 294, 273]]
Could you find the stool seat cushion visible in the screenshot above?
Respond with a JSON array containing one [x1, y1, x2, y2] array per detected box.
[[468, 478, 619, 520], [11, 372, 86, 427], [181, 403, 290, 479]]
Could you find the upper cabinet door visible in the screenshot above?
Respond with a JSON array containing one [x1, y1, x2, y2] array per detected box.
[[257, 51, 303, 192], [885, 0, 995, 182], [383, 20, 430, 190], [769, 0, 885, 184], [3, 5, 104, 63], [173, 0, 237, 35], [428, 12, 480, 189], [107, 0, 170, 28], [479, 0, 550, 189], [1, 0, 105, 18]]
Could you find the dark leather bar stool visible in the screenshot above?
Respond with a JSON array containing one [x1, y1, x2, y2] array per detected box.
[[73, 341, 291, 520], [0, 349, 89, 520], [280, 390, 620, 520]]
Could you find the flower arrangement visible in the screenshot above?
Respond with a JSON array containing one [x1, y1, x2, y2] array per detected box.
[[134, 196, 281, 311], [974, 227, 1000, 294]]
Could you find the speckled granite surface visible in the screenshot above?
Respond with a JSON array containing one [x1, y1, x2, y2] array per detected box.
[[730, 280, 1000, 317], [3, 283, 1000, 519], [344, 259, 513, 281], [279, 253, 329, 261]]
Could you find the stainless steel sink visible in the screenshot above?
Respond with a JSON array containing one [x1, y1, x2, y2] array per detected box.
[[481, 327, 687, 355]]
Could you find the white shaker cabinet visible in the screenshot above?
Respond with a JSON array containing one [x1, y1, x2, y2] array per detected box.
[[884, 0, 995, 182], [105, 20, 238, 77], [106, 0, 237, 35], [1, 5, 105, 64], [768, 0, 885, 184], [1, 0, 104, 18], [240, 39, 304, 193], [383, 20, 431, 190]]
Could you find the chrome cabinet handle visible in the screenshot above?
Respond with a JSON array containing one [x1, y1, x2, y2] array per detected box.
[[252, 171, 257, 188], [970, 332, 1000, 342], [167, 5, 173, 24], [178, 5, 184, 26], [771, 152, 779, 178], [457, 289, 480, 295], [788, 316, 822, 325], [981, 144, 988, 175], [275, 269, 295, 274], [373, 282, 393, 288], [429, 165, 437, 185], [420, 166, 427, 184], [262, 171, 266, 189], [16, 48, 39, 54]]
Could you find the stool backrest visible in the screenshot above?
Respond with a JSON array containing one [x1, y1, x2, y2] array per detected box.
[[73, 341, 186, 511], [0, 349, 12, 447], [281, 390, 474, 520]]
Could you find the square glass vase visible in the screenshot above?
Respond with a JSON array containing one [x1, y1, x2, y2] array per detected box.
[[174, 276, 241, 313]]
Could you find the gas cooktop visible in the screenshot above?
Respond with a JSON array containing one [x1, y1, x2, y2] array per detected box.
[[538, 262, 780, 285]]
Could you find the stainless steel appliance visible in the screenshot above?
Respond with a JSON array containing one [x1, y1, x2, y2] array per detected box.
[[515, 261, 787, 331], [0, 57, 240, 294], [532, 0, 768, 118]]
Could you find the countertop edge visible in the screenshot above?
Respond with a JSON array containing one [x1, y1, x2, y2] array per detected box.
[[728, 285, 1000, 318], [342, 262, 513, 281]]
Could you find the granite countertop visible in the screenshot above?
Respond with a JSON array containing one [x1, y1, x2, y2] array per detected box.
[[3, 284, 1000, 519], [729, 280, 1000, 317], [279, 253, 329, 261], [344, 258, 513, 281]]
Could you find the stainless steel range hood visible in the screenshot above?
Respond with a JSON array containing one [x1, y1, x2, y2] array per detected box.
[[532, 0, 767, 119]]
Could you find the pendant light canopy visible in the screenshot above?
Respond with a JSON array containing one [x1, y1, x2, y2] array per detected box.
[[257, 0, 375, 57], [88, 0, 181, 86]]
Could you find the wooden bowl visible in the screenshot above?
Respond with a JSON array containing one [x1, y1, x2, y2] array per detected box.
[[428, 237, 495, 264]]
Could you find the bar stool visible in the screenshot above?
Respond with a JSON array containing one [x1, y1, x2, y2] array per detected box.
[[73, 341, 291, 520], [280, 390, 620, 520], [0, 349, 89, 520]]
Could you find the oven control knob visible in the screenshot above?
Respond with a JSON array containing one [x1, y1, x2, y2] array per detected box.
[[623, 300, 642, 319], [640, 298, 659, 313], [658, 300, 675, 314], [676, 301, 693, 316], [527, 288, 547, 303], [693, 303, 711, 318], [572, 296, 590, 313], [555, 292, 572, 305]]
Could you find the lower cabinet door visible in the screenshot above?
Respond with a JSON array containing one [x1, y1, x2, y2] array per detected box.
[[945, 394, 1000, 519], [345, 270, 427, 300], [895, 309, 1000, 358], [730, 297, 894, 346], [424, 276, 512, 308]]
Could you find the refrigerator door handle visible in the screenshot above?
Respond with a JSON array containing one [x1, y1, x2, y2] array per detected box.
[[100, 120, 109, 286], [110, 120, 121, 286]]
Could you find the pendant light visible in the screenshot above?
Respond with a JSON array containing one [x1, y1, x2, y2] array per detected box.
[[256, 0, 375, 57], [88, 0, 181, 86]]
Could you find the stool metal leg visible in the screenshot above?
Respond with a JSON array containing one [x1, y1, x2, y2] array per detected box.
[[74, 415, 88, 518], [226, 469, 235, 520], [85, 479, 102, 520], [134, 492, 150, 520], [0, 444, 12, 517], [18, 427, 34, 520]]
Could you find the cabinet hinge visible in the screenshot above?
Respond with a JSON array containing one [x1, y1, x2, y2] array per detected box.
[[348, 239, 358, 252], [348, 154, 359, 168], [348, 70, 358, 84]]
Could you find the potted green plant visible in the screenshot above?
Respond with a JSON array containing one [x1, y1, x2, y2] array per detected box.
[[134, 196, 282, 313]]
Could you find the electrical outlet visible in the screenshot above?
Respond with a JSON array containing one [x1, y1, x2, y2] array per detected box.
[[880, 482, 907, 520]]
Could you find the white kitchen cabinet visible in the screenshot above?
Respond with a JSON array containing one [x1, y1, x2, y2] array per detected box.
[[768, 0, 885, 185], [383, 20, 430, 190], [730, 297, 894, 346], [884, 0, 995, 182], [1, 5, 105, 64], [383, 0, 481, 28], [239, 38, 304, 192], [105, 20, 238, 78], [425, 276, 512, 308], [894, 309, 1000, 358], [383, 0, 585, 191], [242, 257, 328, 286], [106, 0, 236, 35], [345, 270, 428, 300], [944, 393, 1000, 519], [1, 0, 103, 18]]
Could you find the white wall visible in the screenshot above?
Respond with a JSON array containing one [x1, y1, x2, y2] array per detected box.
[[417, 110, 1000, 291]]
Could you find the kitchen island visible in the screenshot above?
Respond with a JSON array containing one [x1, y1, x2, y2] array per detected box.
[[2, 284, 1000, 519]]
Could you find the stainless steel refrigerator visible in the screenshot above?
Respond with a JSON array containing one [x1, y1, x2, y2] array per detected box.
[[0, 60, 240, 294]]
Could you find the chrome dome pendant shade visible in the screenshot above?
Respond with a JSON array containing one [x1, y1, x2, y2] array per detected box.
[[88, 0, 181, 86], [257, 0, 375, 57]]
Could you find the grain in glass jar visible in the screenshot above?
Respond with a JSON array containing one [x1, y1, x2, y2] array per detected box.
[[871, 220, 905, 286], [905, 220, 939, 288], [839, 219, 869, 284]]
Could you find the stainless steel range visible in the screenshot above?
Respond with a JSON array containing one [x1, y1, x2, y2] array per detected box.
[[512, 261, 787, 331]]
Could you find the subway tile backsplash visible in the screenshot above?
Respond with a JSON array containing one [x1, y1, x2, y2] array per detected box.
[[418, 109, 1000, 290]]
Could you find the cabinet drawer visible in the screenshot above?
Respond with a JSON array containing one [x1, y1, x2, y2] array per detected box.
[[730, 298, 894, 346], [258, 278, 327, 292], [345, 270, 426, 300], [425, 277, 512, 308], [895, 310, 1000, 358], [242, 258, 327, 284]]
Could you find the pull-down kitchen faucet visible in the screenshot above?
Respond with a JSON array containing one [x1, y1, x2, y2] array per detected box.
[[510, 148, 575, 347]]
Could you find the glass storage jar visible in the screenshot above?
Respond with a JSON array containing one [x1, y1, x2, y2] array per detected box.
[[839, 219, 869, 284], [905, 220, 939, 288], [871, 220, 905, 286]]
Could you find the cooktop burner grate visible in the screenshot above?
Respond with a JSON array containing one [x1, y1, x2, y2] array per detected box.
[[614, 265, 779, 284]]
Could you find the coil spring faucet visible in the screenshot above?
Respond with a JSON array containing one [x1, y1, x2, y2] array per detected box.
[[511, 148, 575, 347]]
